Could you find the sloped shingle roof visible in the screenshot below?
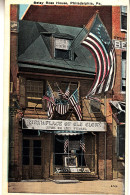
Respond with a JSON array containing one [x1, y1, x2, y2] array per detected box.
[[18, 20, 95, 77]]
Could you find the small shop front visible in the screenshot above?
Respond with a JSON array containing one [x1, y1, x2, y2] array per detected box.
[[22, 118, 106, 180]]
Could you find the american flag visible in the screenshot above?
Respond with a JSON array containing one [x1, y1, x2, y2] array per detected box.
[[43, 82, 70, 118], [64, 85, 70, 98], [57, 84, 70, 100], [47, 101, 55, 119], [81, 13, 116, 97], [64, 137, 69, 153], [43, 81, 55, 119], [80, 137, 86, 152], [68, 88, 82, 121]]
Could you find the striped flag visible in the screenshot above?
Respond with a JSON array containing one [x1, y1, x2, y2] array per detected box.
[[47, 101, 55, 119], [68, 88, 82, 121], [57, 83, 70, 99], [43, 81, 55, 119], [80, 137, 86, 152], [64, 84, 70, 98], [64, 137, 69, 153], [81, 13, 116, 97]]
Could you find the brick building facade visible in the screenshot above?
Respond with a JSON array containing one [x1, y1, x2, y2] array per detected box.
[[9, 5, 126, 182]]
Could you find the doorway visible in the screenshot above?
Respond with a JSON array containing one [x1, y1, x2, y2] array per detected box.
[[22, 137, 44, 179]]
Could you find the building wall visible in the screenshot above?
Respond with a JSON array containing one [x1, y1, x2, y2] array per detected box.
[[112, 6, 126, 101], [112, 6, 126, 179], [9, 5, 19, 181], [17, 74, 113, 180]]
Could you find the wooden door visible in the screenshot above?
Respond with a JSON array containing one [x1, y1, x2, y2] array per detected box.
[[22, 137, 44, 179]]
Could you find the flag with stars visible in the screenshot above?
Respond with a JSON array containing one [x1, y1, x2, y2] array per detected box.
[[43, 81, 55, 119], [68, 87, 82, 121], [81, 13, 116, 97], [57, 83, 70, 100]]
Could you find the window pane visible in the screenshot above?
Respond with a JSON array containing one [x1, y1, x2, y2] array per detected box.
[[90, 99, 101, 113], [121, 14, 127, 30], [118, 125, 125, 158], [23, 147, 29, 155], [55, 38, 70, 50], [122, 61, 126, 79], [23, 139, 30, 165], [34, 148, 41, 156], [33, 140, 41, 165], [26, 80, 44, 108], [23, 139, 30, 147], [33, 157, 41, 165], [33, 140, 41, 147], [122, 79, 126, 87], [121, 6, 127, 13], [55, 49, 70, 60], [55, 136, 64, 153], [122, 51, 126, 60], [121, 51, 126, 91], [23, 156, 29, 165]]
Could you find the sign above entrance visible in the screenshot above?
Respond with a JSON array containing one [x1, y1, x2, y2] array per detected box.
[[22, 118, 107, 132]]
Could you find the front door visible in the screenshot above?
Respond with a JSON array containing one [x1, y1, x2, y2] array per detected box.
[[22, 137, 44, 179]]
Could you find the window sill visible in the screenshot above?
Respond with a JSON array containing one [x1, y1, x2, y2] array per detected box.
[[26, 107, 43, 109], [54, 57, 72, 61], [120, 91, 126, 95], [121, 29, 127, 33], [27, 97, 42, 100]]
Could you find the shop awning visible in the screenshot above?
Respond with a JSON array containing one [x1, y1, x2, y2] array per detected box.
[[54, 131, 87, 135]]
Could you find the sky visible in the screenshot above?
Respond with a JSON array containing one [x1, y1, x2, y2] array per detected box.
[[19, 4, 29, 19]]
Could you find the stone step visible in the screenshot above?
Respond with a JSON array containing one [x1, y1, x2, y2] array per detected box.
[[51, 173, 98, 181]]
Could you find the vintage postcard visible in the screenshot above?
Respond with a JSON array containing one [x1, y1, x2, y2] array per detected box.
[[2, 0, 129, 194]]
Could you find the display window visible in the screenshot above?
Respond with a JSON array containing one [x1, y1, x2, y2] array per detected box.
[[54, 133, 96, 173]]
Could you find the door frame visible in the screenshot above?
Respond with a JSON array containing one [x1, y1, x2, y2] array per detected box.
[[22, 136, 45, 179]]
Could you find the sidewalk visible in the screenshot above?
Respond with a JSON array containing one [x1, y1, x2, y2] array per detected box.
[[8, 179, 125, 194]]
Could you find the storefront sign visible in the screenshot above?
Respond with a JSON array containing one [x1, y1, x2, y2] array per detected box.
[[112, 39, 127, 50], [22, 118, 106, 132]]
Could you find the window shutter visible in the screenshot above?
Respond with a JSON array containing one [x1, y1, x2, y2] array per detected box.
[[90, 99, 101, 113]]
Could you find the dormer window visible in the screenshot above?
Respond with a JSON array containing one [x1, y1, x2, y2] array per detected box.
[[121, 6, 127, 32], [54, 38, 71, 60]]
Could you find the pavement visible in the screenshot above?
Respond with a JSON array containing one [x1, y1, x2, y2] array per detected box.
[[8, 179, 125, 194]]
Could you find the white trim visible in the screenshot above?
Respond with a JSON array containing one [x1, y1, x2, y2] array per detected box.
[[121, 29, 127, 33]]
